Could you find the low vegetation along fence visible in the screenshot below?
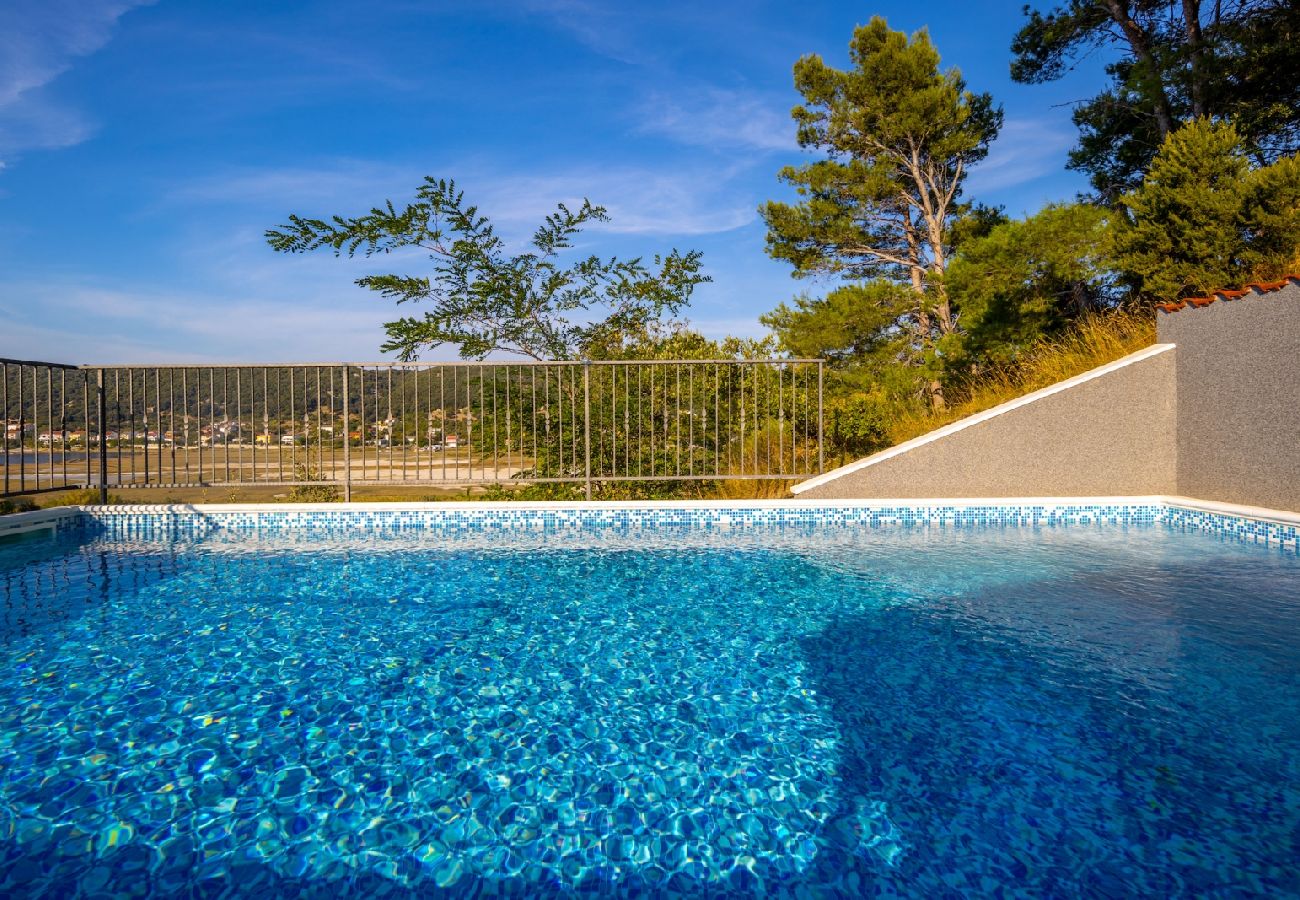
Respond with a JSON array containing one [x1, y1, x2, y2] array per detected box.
[[1, 357, 824, 501]]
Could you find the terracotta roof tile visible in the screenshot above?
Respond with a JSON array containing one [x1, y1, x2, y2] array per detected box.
[[1156, 274, 1300, 314]]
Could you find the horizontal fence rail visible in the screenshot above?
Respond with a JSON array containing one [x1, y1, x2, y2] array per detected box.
[[2, 359, 824, 500]]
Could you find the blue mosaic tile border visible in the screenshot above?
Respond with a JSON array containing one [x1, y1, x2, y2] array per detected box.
[[1162, 505, 1300, 551], [65, 502, 1166, 540], [41, 500, 1296, 549]]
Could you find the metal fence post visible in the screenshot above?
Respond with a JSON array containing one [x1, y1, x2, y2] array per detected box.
[[817, 361, 824, 475], [341, 364, 352, 502], [583, 361, 592, 501], [96, 368, 108, 504]]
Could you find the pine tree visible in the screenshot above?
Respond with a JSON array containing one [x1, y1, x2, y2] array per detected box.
[[1112, 119, 1300, 299], [760, 17, 1001, 407]]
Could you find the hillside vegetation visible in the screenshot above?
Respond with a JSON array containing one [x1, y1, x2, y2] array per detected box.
[[884, 309, 1156, 448]]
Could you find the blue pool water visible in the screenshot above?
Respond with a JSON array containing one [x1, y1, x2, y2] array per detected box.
[[0, 522, 1297, 897]]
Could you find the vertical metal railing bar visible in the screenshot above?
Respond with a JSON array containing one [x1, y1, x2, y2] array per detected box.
[[768, 364, 774, 476], [801, 363, 807, 474], [594, 365, 602, 479], [235, 366, 244, 486], [531, 367, 539, 480], [249, 367, 258, 484], [398, 366, 407, 483], [2, 364, 9, 496], [30, 364, 43, 490], [445, 367, 453, 482], [270, 368, 280, 483], [637, 364, 642, 478], [111, 370, 119, 490], [612, 366, 617, 479], [326, 367, 335, 487], [46, 367, 53, 490], [411, 366, 420, 484], [650, 365, 658, 477], [341, 365, 351, 501], [469, 365, 478, 481], [95, 369, 106, 502], [30, 367, 39, 493], [582, 361, 592, 500], [41, 366, 50, 493], [779, 364, 785, 476], [712, 364, 719, 480], [676, 364, 683, 476], [817, 362, 824, 475], [370, 366, 378, 483], [507, 366, 515, 484], [183, 367, 191, 484], [288, 366, 295, 480], [18, 365, 26, 493], [127, 368, 138, 488], [153, 368, 161, 485], [205, 368, 213, 485], [384, 367, 392, 483], [276, 366, 284, 482], [83, 370, 92, 490], [490, 366, 498, 484], [738, 366, 745, 477], [570, 367, 579, 476], [42, 366, 48, 491], [360, 367, 369, 485], [169, 369, 178, 485], [554, 367, 564, 477], [687, 365, 694, 478], [31, 367, 39, 493], [662, 364, 668, 477], [59, 369, 67, 488]]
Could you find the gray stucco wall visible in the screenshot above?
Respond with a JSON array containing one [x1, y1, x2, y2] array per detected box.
[[796, 347, 1178, 500], [1157, 282, 1300, 512]]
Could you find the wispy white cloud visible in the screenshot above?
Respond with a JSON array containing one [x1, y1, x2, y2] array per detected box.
[[474, 168, 756, 236], [165, 160, 417, 209], [965, 117, 1075, 196], [0, 279, 391, 364], [165, 159, 758, 238], [635, 88, 796, 154], [506, 0, 660, 66], [0, 0, 152, 165]]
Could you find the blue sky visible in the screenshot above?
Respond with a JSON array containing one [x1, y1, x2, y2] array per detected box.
[[0, 0, 1106, 363]]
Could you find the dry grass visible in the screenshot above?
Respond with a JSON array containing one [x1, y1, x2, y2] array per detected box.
[[886, 309, 1157, 447]]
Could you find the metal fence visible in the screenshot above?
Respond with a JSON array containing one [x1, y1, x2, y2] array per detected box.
[[2, 358, 824, 500]]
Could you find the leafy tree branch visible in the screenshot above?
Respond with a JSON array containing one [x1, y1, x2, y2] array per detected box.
[[267, 178, 710, 361]]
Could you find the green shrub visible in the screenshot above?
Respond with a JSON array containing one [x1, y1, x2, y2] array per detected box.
[[284, 466, 341, 503], [0, 497, 39, 515]]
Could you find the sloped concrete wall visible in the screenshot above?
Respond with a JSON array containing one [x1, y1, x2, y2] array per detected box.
[[1158, 281, 1300, 512], [794, 345, 1177, 500]]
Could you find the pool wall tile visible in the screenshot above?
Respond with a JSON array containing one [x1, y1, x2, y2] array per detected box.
[[1162, 504, 1300, 551], [65, 501, 1164, 539], [39, 497, 1297, 549]]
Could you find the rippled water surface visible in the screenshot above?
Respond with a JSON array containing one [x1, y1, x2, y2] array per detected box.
[[1, 523, 1297, 897]]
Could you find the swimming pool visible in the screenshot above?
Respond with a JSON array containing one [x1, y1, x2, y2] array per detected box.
[[1, 503, 1297, 896]]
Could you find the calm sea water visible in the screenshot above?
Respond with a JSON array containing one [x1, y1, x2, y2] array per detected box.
[[1, 523, 1297, 897]]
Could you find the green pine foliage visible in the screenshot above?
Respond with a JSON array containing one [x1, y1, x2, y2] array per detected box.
[[760, 16, 1002, 356], [1111, 119, 1300, 299], [945, 203, 1116, 366], [1011, 1, 1300, 202]]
